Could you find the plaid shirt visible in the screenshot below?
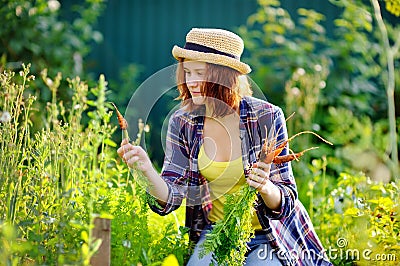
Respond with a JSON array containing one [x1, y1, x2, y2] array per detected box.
[[149, 96, 332, 266]]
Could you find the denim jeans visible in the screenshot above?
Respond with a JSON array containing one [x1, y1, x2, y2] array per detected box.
[[186, 226, 283, 266]]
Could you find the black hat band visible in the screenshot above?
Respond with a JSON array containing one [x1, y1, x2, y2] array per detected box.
[[183, 42, 238, 60]]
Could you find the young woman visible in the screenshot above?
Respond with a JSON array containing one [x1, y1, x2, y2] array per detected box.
[[118, 28, 331, 265]]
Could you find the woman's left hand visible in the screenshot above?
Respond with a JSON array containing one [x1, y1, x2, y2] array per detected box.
[[246, 162, 274, 195], [247, 161, 282, 211]]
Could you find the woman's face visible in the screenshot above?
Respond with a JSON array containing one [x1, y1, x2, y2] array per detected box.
[[183, 60, 207, 105]]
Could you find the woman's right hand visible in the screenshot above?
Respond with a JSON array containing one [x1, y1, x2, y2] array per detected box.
[[117, 138, 153, 175], [118, 139, 169, 206]]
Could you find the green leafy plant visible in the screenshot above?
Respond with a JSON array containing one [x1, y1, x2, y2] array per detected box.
[[0, 0, 106, 133], [0, 0, 104, 77], [323, 107, 391, 182], [385, 0, 400, 16], [369, 0, 399, 178], [0, 63, 114, 264], [0, 64, 188, 265], [282, 64, 331, 203], [200, 184, 257, 266], [311, 171, 400, 265], [240, 0, 400, 181], [238, 0, 329, 107]]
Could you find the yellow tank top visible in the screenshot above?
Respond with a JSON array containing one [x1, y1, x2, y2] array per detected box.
[[198, 144, 262, 230]]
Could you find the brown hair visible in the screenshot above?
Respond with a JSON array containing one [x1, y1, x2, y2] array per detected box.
[[176, 59, 243, 117]]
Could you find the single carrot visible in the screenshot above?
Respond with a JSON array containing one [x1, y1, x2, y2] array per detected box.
[[111, 102, 129, 140], [272, 144, 286, 158], [274, 131, 332, 156], [259, 129, 333, 164], [273, 154, 302, 164], [272, 147, 318, 164]]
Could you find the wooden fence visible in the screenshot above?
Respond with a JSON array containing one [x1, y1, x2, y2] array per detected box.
[[90, 217, 111, 266]]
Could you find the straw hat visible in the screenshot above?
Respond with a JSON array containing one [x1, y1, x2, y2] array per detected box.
[[172, 28, 251, 74]]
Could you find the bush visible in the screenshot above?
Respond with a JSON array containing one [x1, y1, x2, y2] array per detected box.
[[239, 0, 400, 204], [0, 0, 104, 76], [312, 171, 400, 265], [0, 65, 187, 265], [0, 0, 105, 116]]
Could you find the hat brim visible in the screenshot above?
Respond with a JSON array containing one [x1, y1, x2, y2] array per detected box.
[[172, 45, 251, 74]]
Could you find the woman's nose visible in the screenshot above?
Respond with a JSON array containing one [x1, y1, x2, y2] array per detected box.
[[186, 73, 203, 86], [187, 80, 199, 87]]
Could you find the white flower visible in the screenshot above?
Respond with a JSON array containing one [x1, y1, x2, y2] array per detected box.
[[48, 0, 61, 12], [291, 87, 301, 97], [42, 216, 56, 224], [138, 119, 144, 131], [46, 78, 53, 87], [28, 7, 37, 16], [274, 35, 285, 44], [296, 68, 306, 76], [276, 8, 285, 16], [312, 124, 321, 131], [319, 81, 326, 89], [0, 111, 11, 123], [122, 240, 131, 248], [15, 6, 22, 16], [314, 64, 322, 72]]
